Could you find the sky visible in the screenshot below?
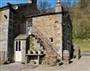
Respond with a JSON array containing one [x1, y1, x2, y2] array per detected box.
[[0, 0, 79, 7], [0, 0, 27, 7]]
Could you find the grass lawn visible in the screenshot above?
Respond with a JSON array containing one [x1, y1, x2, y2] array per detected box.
[[73, 39, 90, 52]]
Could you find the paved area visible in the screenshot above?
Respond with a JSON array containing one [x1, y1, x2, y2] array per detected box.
[[0, 56, 90, 71], [81, 52, 90, 56]]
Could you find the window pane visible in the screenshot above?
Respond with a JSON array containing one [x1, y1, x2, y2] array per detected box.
[[19, 41, 21, 51], [16, 41, 18, 51]]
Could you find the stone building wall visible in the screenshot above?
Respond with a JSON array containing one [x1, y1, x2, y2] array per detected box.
[[0, 2, 39, 64], [0, 0, 72, 64], [7, 11, 21, 62], [32, 13, 63, 58], [21, 40, 26, 63], [0, 9, 10, 63], [0, 6, 27, 63], [62, 11, 72, 58]]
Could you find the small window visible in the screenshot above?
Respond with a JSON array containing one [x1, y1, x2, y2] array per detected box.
[[50, 37, 53, 42], [4, 15, 7, 19], [55, 21, 58, 23]]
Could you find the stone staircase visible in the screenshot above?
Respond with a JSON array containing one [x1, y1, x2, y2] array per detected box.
[[32, 27, 61, 65]]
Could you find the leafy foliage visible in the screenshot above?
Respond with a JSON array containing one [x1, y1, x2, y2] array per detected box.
[[62, 0, 90, 39], [69, 0, 90, 39], [29, 36, 35, 50]]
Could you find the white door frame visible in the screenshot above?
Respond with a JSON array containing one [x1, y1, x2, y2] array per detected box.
[[15, 40, 22, 62]]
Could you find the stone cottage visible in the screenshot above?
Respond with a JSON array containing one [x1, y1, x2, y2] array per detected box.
[[0, 0, 72, 65]]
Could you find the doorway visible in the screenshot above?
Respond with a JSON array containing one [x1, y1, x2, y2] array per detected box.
[[15, 41, 22, 62]]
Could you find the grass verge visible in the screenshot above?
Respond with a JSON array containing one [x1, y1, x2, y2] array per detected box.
[[73, 39, 90, 52]]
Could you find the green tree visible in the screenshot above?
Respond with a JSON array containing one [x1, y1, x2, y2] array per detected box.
[[70, 1, 90, 39], [80, 0, 90, 9]]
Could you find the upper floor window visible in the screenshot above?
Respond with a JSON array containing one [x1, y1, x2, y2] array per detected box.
[[26, 19, 32, 35]]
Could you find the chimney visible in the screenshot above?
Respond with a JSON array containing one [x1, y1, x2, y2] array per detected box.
[[55, 0, 62, 12], [28, 0, 32, 3], [28, 0, 37, 6]]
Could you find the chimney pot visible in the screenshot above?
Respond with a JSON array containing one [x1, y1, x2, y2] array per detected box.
[[55, 0, 62, 12], [29, 0, 37, 5]]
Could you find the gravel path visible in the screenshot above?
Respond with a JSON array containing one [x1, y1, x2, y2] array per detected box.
[[0, 56, 90, 71]]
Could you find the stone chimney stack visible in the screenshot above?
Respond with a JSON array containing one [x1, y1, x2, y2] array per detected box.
[[55, 0, 62, 12], [28, 0, 32, 3], [28, 0, 37, 6]]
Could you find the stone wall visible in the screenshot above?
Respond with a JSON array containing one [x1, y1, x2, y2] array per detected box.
[[0, 9, 10, 64], [32, 13, 63, 58], [0, 7, 26, 64], [21, 40, 26, 63], [62, 11, 72, 58], [0, 3, 39, 64], [7, 7, 27, 62]]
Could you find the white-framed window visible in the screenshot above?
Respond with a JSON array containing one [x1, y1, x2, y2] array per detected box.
[[16, 41, 21, 51], [26, 20, 32, 35]]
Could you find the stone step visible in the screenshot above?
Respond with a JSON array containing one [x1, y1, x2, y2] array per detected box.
[[28, 50, 44, 54]]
